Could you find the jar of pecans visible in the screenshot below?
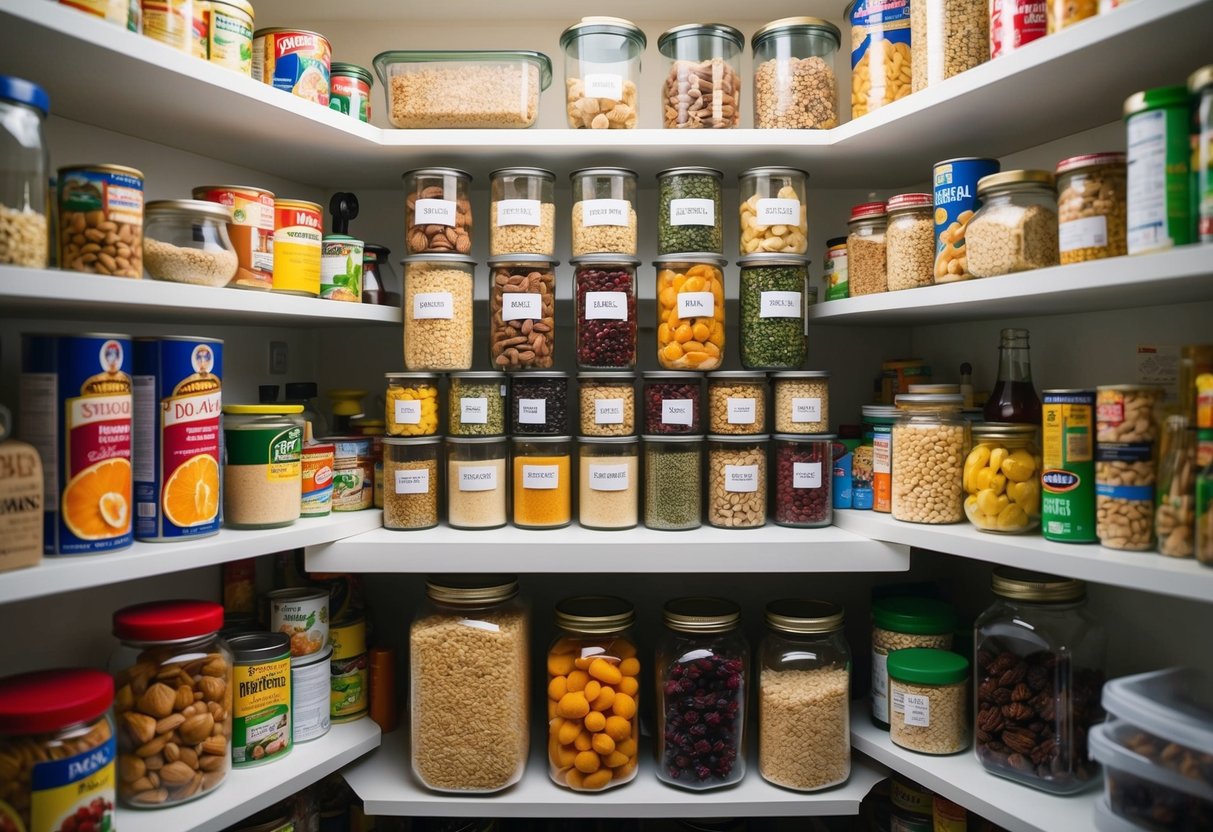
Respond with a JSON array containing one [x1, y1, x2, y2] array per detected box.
[[488, 255, 558, 370], [707, 371, 768, 435], [1055, 153, 1127, 264], [578, 372, 636, 436], [403, 167, 472, 255], [643, 371, 702, 435], [772, 433, 834, 527], [573, 255, 639, 369]]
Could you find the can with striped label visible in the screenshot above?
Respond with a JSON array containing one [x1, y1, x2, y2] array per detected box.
[[1041, 388, 1096, 543]]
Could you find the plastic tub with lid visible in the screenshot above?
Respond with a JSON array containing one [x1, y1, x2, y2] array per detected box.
[[1090, 721, 1213, 831]]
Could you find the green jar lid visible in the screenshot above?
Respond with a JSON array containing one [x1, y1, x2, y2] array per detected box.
[[871, 596, 956, 634], [886, 648, 969, 686], [1124, 85, 1189, 118]]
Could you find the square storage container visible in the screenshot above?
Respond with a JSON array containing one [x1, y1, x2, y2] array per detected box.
[[1091, 722, 1213, 831]]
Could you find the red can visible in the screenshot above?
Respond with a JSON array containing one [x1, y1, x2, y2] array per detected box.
[[990, 0, 1048, 58]]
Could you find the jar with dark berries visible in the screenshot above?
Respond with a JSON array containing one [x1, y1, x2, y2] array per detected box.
[[656, 597, 748, 790], [773, 433, 834, 527], [573, 255, 639, 369], [974, 568, 1107, 794], [643, 371, 702, 435]]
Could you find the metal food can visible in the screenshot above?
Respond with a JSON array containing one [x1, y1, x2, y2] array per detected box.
[[191, 0, 209, 59], [932, 157, 999, 283], [192, 185, 275, 291], [272, 198, 322, 296], [320, 235, 364, 302], [847, 0, 912, 118], [229, 632, 293, 767], [862, 405, 898, 513], [19, 333, 134, 554], [252, 27, 331, 105], [331, 436, 374, 511], [331, 652, 368, 722], [141, 0, 192, 52], [208, 0, 254, 76], [59, 0, 139, 29], [1042, 389, 1096, 543], [269, 586, 330, 657], [990, 0, 1048, 58], [1125, 86, 1194, 254], [58, 164, 144, 278], [132, 337, 223, 541], [292, 645, 333, 743], [824, 236, 848, 300], [329, 616, 367, 662], [301, 442, 335, 517], [330, 62, 373, 122]]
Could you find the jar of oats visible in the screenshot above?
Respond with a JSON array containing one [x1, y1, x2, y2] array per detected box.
[[891, 392, 970, 524], [966, 170, 1059, 278], [870, 595, 956, 728], [885, 193, 935, 291], [1055, 153, 1127, 264], [887, 649, 971, 755], [383, 437, 441, 531], [847, 202, 888, 295], [490, 167, 556, 257]]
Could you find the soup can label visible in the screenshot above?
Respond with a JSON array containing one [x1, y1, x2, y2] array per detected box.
[[933, 157, 999, 283], [253, 29, 332, 104], [825, 242, 848, 300], [209, 0, 254, 75], [269, 588, 330, 657], [58, 165, 144, 278], [193, 186, 275, 290], [301, 444, 335, 516], [292, 648, 333, 743], [331, 653, 369, 721], [320, 236, 364, 302], [331, 72, 372, 122], [233, 654, 292, 766], [329, 617, 367, 661], [1126, 103, 1193, 254], [1042, 389, 1096, 542], [272, 200, 322, 296]]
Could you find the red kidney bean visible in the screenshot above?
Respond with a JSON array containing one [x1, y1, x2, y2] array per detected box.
[[575, 266, 637, 368], [774, 437, 833, 526], [644, 378, 702, 435]]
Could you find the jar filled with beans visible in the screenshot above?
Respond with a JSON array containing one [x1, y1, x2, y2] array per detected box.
[[578, 372, 636, 436], [512, 436, 572, 529], [964, 423, 1041, 534], [385, 372, 440, 436], [887, 649, 971, 755], [707, 372, 768, 435], [383, 437, 441, 531], [489, 167, 555, 257], [886, 193, 935, 291], [657, 25, 743, 130], [910, 0, 988, 92], [448, 371, 507, 436], [738, 254, 808, 370], [511, 372, 569, 435], [403, 167, 472, 255], [644, 435, 704, 530], [1055, 153, 1127, 264], [657, 167, 723, 254], [573, 255, 639, 369], [772, 370, 830, 433], [654, 254, 727, 370], [489, 255, 558, 371], [966, 171, 1059, 278], [707, 434, 768, 529], [571, 167, 638, 256], [870, 596, 956, 728], [847, 202, 888, 296], [578, 436, 639, 530], [773, 433, 834, 527], [446, 436, 508, 530], [891, 393, 970, 524], [403, 254, 474, 371], [643, 371, 702, 435], [739, 167, 809, 255], [751, 17, 841, 130]]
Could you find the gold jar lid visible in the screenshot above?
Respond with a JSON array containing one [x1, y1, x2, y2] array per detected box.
[[554, 596, 634, 634], [972, 422, 1039, 442], [765, 599, 844, 634], [991, 567, 1085, 603], [976, 169, 1056, 196], [426, 575, 518, 606], [663, 597, 741, 634]]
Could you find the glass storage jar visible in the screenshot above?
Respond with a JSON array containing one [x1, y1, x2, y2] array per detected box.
[[772, 370, 830, 433], [511, 371, 569, 435], [578, 372, 636, 436], [0, 76, 49, 268], [402, 167, 472, 255], [738, 166, 809, 255], [964, 423, 1041, 534], [643, 371, 702, 435], [1155, 414, 1197, 558], [738, 254, 808, 370], [759, 599, 851, 791], [1048, 0, 1098, 32], [911, 0, 988, 92], [643, 435, 704, 531], [488, 255, 558, 371], [222, 404, 304, 529], [974, 568, 1107, 794], [1193, 65, 1213, 244], [446, 436, 509, 530], [547, 596, 640, 791], [885, 193, 935, 291], [656, 25, 743, 130], [383, 436, 441, 530], [448, 371, 508, 437], [571, 167, 638, 255], [773, 433, 834, 527], [403, 254, 474, 371], [967, 170, 1060, 277], [560, 17, 645, 129], [847, 201, 888, 296], [578, 436, 638, 530], [654, 254, 726, 370], [411, 576, 529, 793], [142, 199, 239, 286], [385, 372, 440, 436], [657, 167, 724, 254], [489, 167, 555, 257], [512, 435, 572, 529], [870, 595, 956, 728], [1056, 153, 1128, 264], [751, 17, 840, 129], [0, 668, 115, 828], [892, 393, 970, 524], [887, 649, 971, 755], [707, 434, 768, 528], [707, 372, 768, 435], [573, 255, 639, 369], [110, 599, 233, 808], [656, 598, 748, 790]]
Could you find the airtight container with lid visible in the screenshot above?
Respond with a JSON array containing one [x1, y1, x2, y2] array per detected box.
[[143, 199, 240, 286], [751, 17, 841, 130], [560, 17, 646, 129]]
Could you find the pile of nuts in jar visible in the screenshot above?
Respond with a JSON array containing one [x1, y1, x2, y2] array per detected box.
[[489, 258, 557, 370]]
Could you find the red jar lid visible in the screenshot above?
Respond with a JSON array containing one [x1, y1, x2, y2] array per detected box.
[[849, 201, 887, 220], [0, 668, 114, 734], [1055, 152, 1126, 175], [886, 193, 933, 212], [113, 599, 224, 642]]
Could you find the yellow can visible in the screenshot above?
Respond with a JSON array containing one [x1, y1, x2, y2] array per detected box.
[[209, 0, 255, 76], [142, 0, 194, 52], [272, 199, 322, 296], [191, 0, 209, 59], [329, 616, 367, 661]]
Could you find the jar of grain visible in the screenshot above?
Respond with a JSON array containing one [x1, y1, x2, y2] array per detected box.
[[449, 371, 508, 437], [870, 595, 957, 728], [772, 370, 830, 433], [578, 372, 636, 436], [512, 436, 572, 529], [963, 423, 1041, 534], [411, 576, 529, 793], [891, 393, 970, 524], [847, 202, 888, 295], [383, 437, 441, 531], [772, 434, 834, 528], [887, 649, 971, 755], [1055, 153, 1127, 264], [560, 18, 645, 130], [737, 254, 809, 370], [910, 0, 988, 92], [886, 193, 935, 291], [758, 599, 851, 791], [657, 25, 742, 130], [143, 199, 239, 286], [707, 434, 768, 529], [446, 437, 508, 530], [488, 255, 558, 371], [403, 254, 474, 371], [489, 167, 555, 257], [966, 171, 1059, 277], [385, 372, 440, 436], [643, 435, 703, 531], [738, 166, 809, 255], [751, 17, 841, 130], [707, 372, 768, 435], [403, 167, 472, 255], [222, 405, 304, 529], [0, 76, 49, 268], [578, 436, 638, 530], [571, 167, 638, 256]]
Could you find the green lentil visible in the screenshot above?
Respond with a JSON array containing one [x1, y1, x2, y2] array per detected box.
[[658, 168, 723, 255], [739, 256, 808, 370], [448, 375, 507, 436], [643, 439, 702, 530]]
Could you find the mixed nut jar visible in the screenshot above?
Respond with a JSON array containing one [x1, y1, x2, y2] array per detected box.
[[573, 255, 639, 369], [571, 167, 638, 255], [887, 649, 971, 755], [654, 254, 727, 370], [772, 433, 834, 528], [578, 372, 636, 436], [410, 576, 529, 793], [657, 26, 743, 130], [751, 17, 841, 130], [966, 171, 1060, 278], [560, 18, 645, 130], [489, 167, 556, 257], [643, 435, 703, 531], [974, 569, 1107, 794], [759, 599, 851, 791], [488, 255, 558, 371], [0, 75, 49, 268], [738, 167, 809, 255], [891, 393, 970, 524], [383, 436, 441, 531], [222, 405, 304, 529], [403, 167, 472, 255], [847, 201, 888, 296], [772, 370, 830, 433], [512, 436, 572, 529], [578, 436, 639, 530], [385, 372, 440, 436], [143, 199, 239, 286], [656, 598, 748, 790], [870, 596, 956, 728], [446, 437, 509, 530], [402, 254, 474, 371], [448, 371, 508, 436], [1055, 153, 1127, 264], [963, 423, 1041, 534], [707, 434, 768, 529], [707, 372, 768, 435], [511, 371, 569, 435], [657, 167, 724, 254], [885, 193, 935, 291], [643, 371, 702, 435], [738, 254, 808, 370]]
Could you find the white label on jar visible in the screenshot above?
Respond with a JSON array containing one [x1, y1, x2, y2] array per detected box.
[[1127, 109, 1171, 253], [501, 292, 542, 321], [670, 198, 715, 226], [725, 464, 759, 492], [892, 687, 904, 714], [583, 73, 624, 100], [460, 398, 488, 424], [459, 465, 497, 491], [394, 400, 421, 424], [727, 398, 756, 424], [793, 461, 823, 489], [873, 433, 892, 474], [518, 398, 546, 424], [581, 199, 630, 227], [1059, 215, 1109, 252], [662, 400, 693, 426], [755, 198, 800, 227], [676, 291, 714, 319], [523, 464, 559, 489], [412, 292, 454, 319], [589, 463, 630, 491], [415, 198, 456, 227], [394, 468, 430, 494], [584, 291, 628, 321], [760, 291, 802, 318], [872, 649, 890, 720], [595, 399, 625, 424], [791, 397, 822, 423], [496, 199, 541, 227], [903, 693, 931, 727]]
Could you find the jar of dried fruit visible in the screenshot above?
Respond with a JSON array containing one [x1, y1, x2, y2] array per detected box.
[[573, 255, 639, 369]]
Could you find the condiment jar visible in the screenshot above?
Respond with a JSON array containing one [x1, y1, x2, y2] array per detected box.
[[573, 255, 639, 369], [402, 254, 474, 371], [657, 166, 724, 254], [0, 76, 49, 268], [512, 436, 572, 529], [547, 596, 640, 791], [738, 254, 808, 370], [643, 371, 702, 435], [489, 167, 556, 257], [385, 372, 440, 437], [0, 668, 116, 828], [362, 244, 397, 305], [656, 598, 748, 790], [847, 202, 888, 296], [751, 17, 841, 130], [510, 371, 569, 435], [448, 371, 508, 437], [887, 649, 971, 755], [577, 436, 638, 530], [657, 25, 743, 130], [560, 18, 645, 130], [402, 167, 472, 255], [738, 166, 809, 255], [446, 437, 509, 530], [963, 423, 1041, 534], [1055, 153, 1128, 264], [143, 199, 239, 286], [488, 255, 558, 371], [707, 372, 768, 435], [654, 254, 727, 370], [383, 437, 441, 531], [870, 596, 957, 728], [643, 435, 703, 531], [974, 568, 1107, 794], [707, 434, 768, 529], [758, 599, 851, 791], [222, 404, 304, 529], [578, 372, 636, 436], [885, 193, 935, 291], [772, 370, 829, 433], [966, 171, 1060, 277], [110, 600, 233, 807], [410, 576, 529, 793], [891, 393, 970, 524], [773, 434, 834, 528]]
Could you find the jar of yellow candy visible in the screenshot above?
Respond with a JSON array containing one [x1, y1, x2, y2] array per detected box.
[[963, 423, 1041, 534], [385, 372, 440, 436]]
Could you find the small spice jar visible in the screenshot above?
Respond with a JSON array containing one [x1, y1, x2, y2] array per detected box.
[[143, 199, 239, 286], [758, 599, 851, 791], [772, 370, 830, 433], [578, 436, 638, 530], [656, 597, 749, 790], [512, 436, 572, 529], [571, 167, 638, 255], [869, 596, 957, 728], [385, 372, 440, 436], [707, 434, 768, 529], [222, 404, 303, 529], [578, 372, 636, 436], [383, 437, 441, 531], [964, 423, 1041, 534], [1056, 153, 1128, 264], [110, 600, 233, 807], [657, 167, 724, 254], [488, 255, 558, 371], [446, 437, 509, 530], [643, 371, 702, 435], [751, 17, 841, 130], [738, 254, 809, 370], [511, 371, 569, 435], [738, 167, 809, 255], [892, 393, 970, 524], [643, 435, 703, 531], [560, 18, 645, 130], [654, 254, 727, 370], [403, 254, 474, 371], [773, 434, 834, 528], [573, 255, 639, 369], [885, 193, 935, 291], [847, 202, 888, 296], [887, 649, 971, 755], [489, 167, 555, 257], [403, 167, 472, 255], [657, 25, 743, 130], [547, 596, 641, 791], [967, 171, 1060, 277], [0, 75, 49, 269], [448, 371, 507, 437], [707, 372, 768, 435]]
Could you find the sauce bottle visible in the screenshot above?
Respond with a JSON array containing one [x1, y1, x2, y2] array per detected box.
[[984, 328, 1041, 424]]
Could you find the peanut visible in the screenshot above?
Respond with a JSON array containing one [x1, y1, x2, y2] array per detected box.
[[60, 209, 141, 278], [707, 441, 767, 528], [0, 205, 48, 267]]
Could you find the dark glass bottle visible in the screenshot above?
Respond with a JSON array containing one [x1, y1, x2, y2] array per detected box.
[[984, 328, 1040, 424]]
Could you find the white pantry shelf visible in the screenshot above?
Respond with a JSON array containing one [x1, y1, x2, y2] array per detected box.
[[120, 719, 382, 832], [832, 510, 1213, 604], [0, 511, 384, 606]]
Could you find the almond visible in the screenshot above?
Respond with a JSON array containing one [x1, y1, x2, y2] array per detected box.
[[114, 684, 135, 712], [163, 742, 180, 763], [178, 747, 198, 769], [201, 735, 226, 756], [175, 685, 194, 711], [201, 658, 227, 678], [118, 754, 146, 783], [159, 760, 195, 786], [143, 753, 164, 771], [123, 712, 156, 745], [155, 713, 185, 735], [129, 776, 156, 793], [177, 771, 203, 798], [131, 787, 168, 805], [179, 713, 214, 745], [199, 675, 226, 702], [136, 735, 167, 758], [198, 754, 226, 772]]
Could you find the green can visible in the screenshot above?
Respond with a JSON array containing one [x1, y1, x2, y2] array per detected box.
[[229, 632, 293, 767], [331, 651, 369, 722], [329, 62, 373, 122], [1125, 85, 1192, 254], [1041, 389, 1096, 543], [1196, 430, 1213, 564], [1191, 65, 1213, 243]]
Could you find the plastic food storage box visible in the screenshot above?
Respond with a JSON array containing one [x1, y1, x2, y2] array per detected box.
[[373, 50, 553, 128]]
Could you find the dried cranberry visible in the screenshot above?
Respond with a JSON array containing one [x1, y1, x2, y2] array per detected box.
[[659, 650, 746, 789], [773, 437, 833, 526], [575, 265, 637, 368], [644, 377, 702, 435]]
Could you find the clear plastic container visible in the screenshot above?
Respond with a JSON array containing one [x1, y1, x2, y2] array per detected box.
[[656, 24, 743, 130], [773, 433, 834, 527], [887, 649, 971, 755], [643, 435, 703, 530], [385, 372, 440, 437], [1091, 723, 1213, 832], [510, 371, 569, 435], [911, 0, 988, 92], [578, 436, 638, 529], [142, 199, 239, 286], [751, 17, 841, 129], [512, 435, 572, 529], [578, 372, 636, 436], [383, 436, 441, 530], [448, 371, 508, 437], [772, 371, 830, 433], [490, 167, 556, 257], [738, 254, 808, 369], [707, 372, 767, 435], [373, 50, 551, 128], [573, 255, 639, 369], [560, 18, 645, 129], [446, 436, 509, 530], [847, 201, 888, 296], [402, 168, 472, 255], [870, 595, 956, 728], [571, 167, 638, 256], [1056, 153, 1128, 264], [654, 254, 726, 370], [892, 392, 969, 524], [707, 434, 768, 528], [0, 76, 49, 268], [738, 166, 808, 255], [967, 170, 1060, 277], [657, 167, 724, 254], [402, 254, 474, 371], [488, 255, 557, 371], [885, 193, 935, 291], [643, 371, 702, 435], [963, 423, 1041, 534]]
